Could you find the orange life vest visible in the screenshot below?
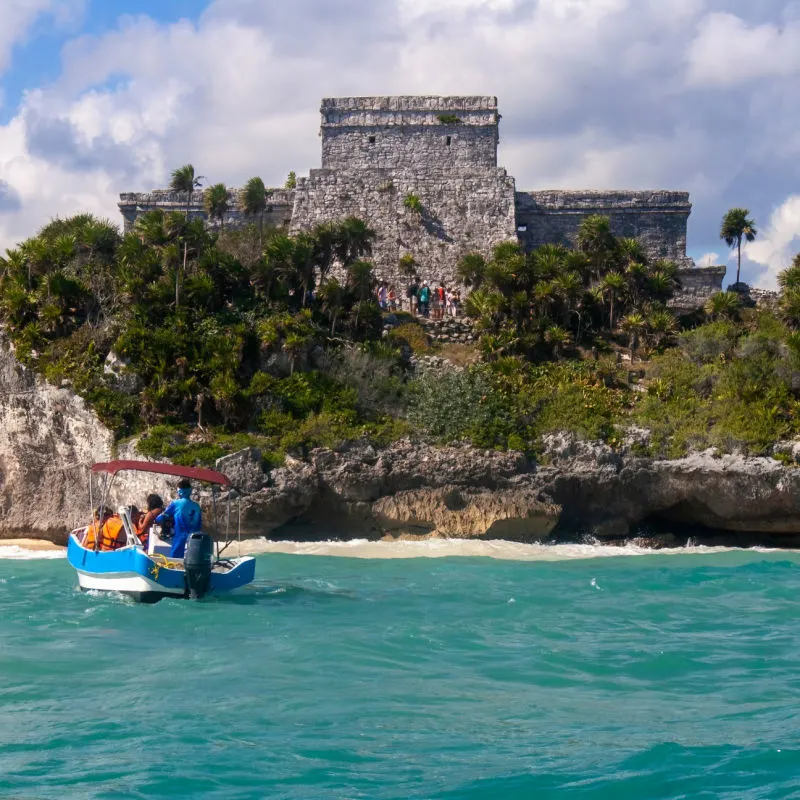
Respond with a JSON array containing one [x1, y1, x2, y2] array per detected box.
[[82, 522, 101, 550], [99, 516, 126, 551]]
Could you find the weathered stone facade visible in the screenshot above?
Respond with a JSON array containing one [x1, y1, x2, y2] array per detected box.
[[515, 190, 693, 266], [118, 95, 724, 310]]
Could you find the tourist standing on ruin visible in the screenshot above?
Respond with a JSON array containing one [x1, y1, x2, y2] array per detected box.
[[418, 281, 431, 318], [377, 282, 388, 310], [435, 283, 446, 320], [388, 285, 397, 311], [406, 276, 420, 315]]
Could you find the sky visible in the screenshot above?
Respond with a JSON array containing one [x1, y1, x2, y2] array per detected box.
[[1, 0, 799, 288]]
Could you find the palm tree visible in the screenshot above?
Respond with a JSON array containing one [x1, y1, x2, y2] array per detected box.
[[334, 217, 376, 266], [241, 177, 268, 248], [204, 183, 230, 230], [577, 215, 616, 280], [705, 290, 741, 320], [317, 278, 346, 335], [621, 312, 646, 358], [346, 259, 375, 329], [779, 288, 800, 328], [778, 258, 800, 293], [532, 244, 568, 281], [457, 252, 487, 289], [169, 164, 204, 218], [600, 272, 627, 331], [464, 288, 504, 332], [720, 208, 757, 286], [646, 309, 677, 349], [544, 325, 571, 360]]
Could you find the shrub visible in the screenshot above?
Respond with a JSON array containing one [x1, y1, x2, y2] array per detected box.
[[388, 322, 431, 353], [403, 193, 424, 215], [679, 321, 740, 364]]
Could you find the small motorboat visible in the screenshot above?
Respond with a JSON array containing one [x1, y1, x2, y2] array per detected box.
[[67, 460, 256, 602]]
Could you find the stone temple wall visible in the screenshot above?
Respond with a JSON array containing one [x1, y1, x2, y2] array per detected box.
[[669, 265, 728, 314], [290, 167, 517, 289], [320, 96, 498, 172], [515, 190, 692, 265], [118, 187, 295, 233]]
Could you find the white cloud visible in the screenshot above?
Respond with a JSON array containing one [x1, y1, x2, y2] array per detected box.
[[686, 12, 800, 86], [698, 252, 722, 267], [743, 195, 800, 288], [0, 0, 797, 289]]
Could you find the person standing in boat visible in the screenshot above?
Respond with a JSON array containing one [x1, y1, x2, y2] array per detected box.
[[155, 479, 202, 558]]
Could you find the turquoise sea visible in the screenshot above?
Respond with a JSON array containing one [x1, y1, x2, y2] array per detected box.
[[1, 543, 799, 799]]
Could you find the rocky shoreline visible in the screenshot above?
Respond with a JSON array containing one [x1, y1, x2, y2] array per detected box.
[[2, 336, 800, 549]]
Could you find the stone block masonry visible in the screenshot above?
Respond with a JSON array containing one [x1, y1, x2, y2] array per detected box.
[[118, 95, 724, 310], [290, 167, 517, 288], [515, 190, 692, 265]]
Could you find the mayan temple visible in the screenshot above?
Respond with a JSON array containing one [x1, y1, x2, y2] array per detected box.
[[119, 96, 725, 310]]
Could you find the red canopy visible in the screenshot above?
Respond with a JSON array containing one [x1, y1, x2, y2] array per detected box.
[[91, 460, 231, 486]]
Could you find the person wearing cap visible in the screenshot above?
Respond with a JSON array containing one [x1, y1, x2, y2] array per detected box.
[[155, 478, 202, 558]]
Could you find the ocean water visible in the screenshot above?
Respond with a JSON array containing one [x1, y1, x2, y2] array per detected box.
[[1, 543, 800, 799]]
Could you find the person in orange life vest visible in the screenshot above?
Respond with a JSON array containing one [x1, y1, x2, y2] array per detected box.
[[82, 506, 126, 551]]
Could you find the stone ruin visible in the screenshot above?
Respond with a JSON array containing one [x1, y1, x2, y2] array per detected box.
[[119, 96, 725, 311]]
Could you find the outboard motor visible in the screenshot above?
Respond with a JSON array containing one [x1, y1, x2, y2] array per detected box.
[[183, 532, 214, 599]]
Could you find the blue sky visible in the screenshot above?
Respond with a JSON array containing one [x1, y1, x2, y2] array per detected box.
[[1, 2, 206, 123], [1, 0, 799, 287]]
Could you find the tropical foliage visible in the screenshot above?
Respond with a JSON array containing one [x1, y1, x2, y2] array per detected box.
[[3, 191, 800, 466], [457, 215, 681, 360]]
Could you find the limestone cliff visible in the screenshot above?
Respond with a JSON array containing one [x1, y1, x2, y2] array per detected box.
[[0, 335, 113, 539], [3, 331, 800, 547]]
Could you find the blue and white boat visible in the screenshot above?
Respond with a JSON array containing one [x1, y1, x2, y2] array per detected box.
[[67, 460, 256, 603]]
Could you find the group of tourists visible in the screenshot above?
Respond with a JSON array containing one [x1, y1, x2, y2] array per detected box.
[[80, 478, 202, 559], [376, 277, 461, 319]]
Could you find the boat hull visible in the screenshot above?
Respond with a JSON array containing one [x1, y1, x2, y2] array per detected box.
[[67, 534, 256, 602]]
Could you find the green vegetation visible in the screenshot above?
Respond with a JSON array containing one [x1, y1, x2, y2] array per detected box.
[[457, 215, 680, 361], [403, 194, 424, 215], [3, 195, 799, 467], [436, 114, 462, 125]]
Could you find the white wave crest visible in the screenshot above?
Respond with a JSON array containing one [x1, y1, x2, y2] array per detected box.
[[228, 538, 800, 562], [0, 544, 65, 560]]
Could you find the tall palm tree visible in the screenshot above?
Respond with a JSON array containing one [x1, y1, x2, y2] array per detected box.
[[169, 164, 204, 218], [346, 259, 375, 328], [720, 208, 757, 286], [577, 215, 616, 280], [204, 183, 230, 230], [600, 272, 627, 331], [241, 177, 268, 248]]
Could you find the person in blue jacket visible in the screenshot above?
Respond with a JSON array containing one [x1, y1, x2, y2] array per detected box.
[[156, 478, 202, 558]]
